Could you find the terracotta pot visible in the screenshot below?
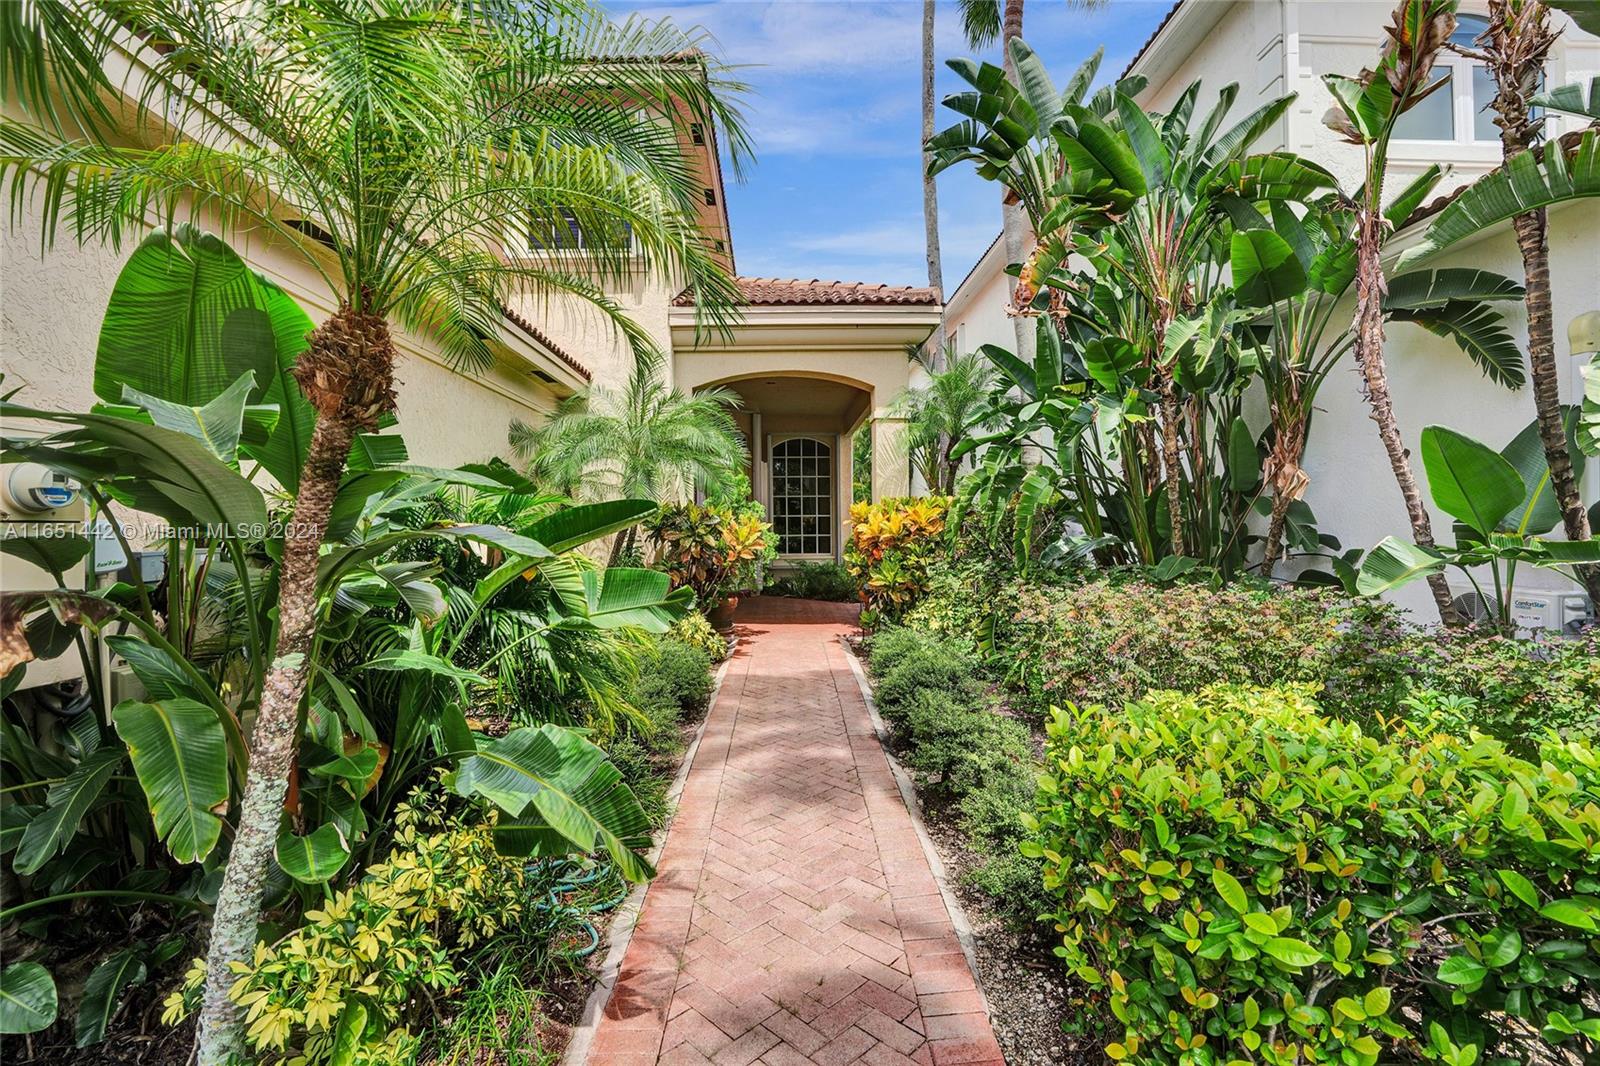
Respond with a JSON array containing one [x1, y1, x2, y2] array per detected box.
[[706, 595, 739, 632]]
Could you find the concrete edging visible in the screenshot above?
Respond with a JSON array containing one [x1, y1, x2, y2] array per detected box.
[[559, 635, 740, 1066], [837, 635, 993, 1016]]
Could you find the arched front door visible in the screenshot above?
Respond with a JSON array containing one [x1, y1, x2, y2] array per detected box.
[[769, 435, 834, 559]]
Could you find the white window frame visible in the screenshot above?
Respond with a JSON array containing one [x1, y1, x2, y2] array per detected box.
[[768, 434, 836, 560], [1389, 14, 1517, 157]]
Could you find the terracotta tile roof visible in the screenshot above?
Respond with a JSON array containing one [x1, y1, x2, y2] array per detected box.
[[673, 276, 940, 307], [498, 304, 591, 382]]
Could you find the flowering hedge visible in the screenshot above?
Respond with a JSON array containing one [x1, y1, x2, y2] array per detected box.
[[1026, 684, 1600, 1064]]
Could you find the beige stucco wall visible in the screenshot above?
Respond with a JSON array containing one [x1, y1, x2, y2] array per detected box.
[[2, 201, 563, 469]]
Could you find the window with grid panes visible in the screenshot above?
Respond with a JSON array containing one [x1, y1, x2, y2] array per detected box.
[[770, 437, 833, 555]]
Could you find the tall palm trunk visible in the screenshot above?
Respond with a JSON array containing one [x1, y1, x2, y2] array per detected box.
[[197, 306, 396, 1063], [922, 0, 952, 484], [1352, 206, 1459, 624], [1483, 0, 1600, 602], [1000, 0, 1034, 370], [921, 0, 944, 341]]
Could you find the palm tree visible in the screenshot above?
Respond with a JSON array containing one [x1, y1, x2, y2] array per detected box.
[[921, 0, 945, 365], [0, 2, 746, 1059], [1471, 0, 1600, 603], [1324, 0, 1465, 624], [510, 353, 747, 557], [893, 348, 999, 494]]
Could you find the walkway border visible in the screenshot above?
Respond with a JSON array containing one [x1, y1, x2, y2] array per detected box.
[[838, 636, 991, 1014], [560, 637, 740, 1066]]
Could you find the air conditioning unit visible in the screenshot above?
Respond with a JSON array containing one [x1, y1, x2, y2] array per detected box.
[[1509, 589, 1595, 635], [1447, 583, 1594, 636]]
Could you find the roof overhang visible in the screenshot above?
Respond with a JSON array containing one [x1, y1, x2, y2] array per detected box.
[[1124, 1, 1232, 91], [669, 303, 941, 353]]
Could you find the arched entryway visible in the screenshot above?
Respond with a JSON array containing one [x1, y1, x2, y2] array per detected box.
[[691, 371, 874, 564]]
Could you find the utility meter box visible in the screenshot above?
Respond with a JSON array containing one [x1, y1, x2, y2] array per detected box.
[[1, 456, 90, 691]]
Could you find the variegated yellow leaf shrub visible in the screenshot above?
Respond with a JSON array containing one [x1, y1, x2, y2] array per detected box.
[[1025, 684, 1600, 1064], [845, 495, 951, 623], [163, 783, 526, 1064]]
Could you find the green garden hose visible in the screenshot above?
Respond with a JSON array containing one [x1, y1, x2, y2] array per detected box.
[[523, 858, 629, 959]]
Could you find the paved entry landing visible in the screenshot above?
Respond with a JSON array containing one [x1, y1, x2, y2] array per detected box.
[[584, 598, 1003, 1066]]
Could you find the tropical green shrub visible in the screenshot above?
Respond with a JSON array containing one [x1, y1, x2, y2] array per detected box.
[[864, 627, 1043, 928], [1007, 579, 1411, 723], [766, 561, 857, 601], [668, 613, 728, 662], [1028, 683, 1600, 1065], [868, 631, 982, 720], [633, 639, 715, 717], [845, 496, 951, 623], [647, 502, 773, 605], [1411, 629, 1600, 743], [163, 784, 525, 1064]]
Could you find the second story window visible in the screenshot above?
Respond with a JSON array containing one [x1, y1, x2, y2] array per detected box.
[[524, 208, 632, 255], [1393, 14, 1537, 145]]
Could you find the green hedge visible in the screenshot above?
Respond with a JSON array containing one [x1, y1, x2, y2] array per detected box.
[[1008, 580, 1409, 721], [865, 627, 1043, 927], [1027, 683, 1600, 1064], [1005, 578, 1598, 748]]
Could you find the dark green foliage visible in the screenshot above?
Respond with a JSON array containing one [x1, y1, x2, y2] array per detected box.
[[1410, 629, 1600, 743], [632, 638, 714, 718], [766, 561, 857, 601], [864, 627, 1042, 929]]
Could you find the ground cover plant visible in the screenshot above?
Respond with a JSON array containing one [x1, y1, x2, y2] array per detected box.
[[864, 627, 1043, 929]]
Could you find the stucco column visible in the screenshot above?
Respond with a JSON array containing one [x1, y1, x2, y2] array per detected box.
[[836, 430, 853, 562], [871, 417, 910, 500]]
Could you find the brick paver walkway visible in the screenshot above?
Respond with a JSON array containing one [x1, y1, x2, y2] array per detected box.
[[585, 597, 1003, 1066]]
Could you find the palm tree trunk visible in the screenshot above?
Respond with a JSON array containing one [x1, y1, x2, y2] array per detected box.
[[1483, 0, 1600, 601], [1511, 209, 1599, 599], [1353, 208, 1459, 625], [922, 0, 954, 489], [1263, 493, 1292, 575], [1158, 370, 1185, 557], [921, 0, 944, 336], [196, 306, 395, 1064], [1000, 0, 1034, 370]]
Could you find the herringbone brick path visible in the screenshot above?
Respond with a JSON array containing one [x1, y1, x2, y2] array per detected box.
[[585, 598, 1003, 1066]]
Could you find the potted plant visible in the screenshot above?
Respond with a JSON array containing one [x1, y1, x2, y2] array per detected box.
[[647, 503, 773, 630]]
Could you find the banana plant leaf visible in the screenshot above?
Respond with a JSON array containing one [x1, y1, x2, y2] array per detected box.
[[275, 824, 351, 884], [1498, 414, 1586, 536], [1420, 425, 1526, 537], [454, 723, 654, 882], [12, 746, 123, 876], [520, 499, 657, 554], [1530, 75, 1600, 120], [76, 948, 146, 1047], [1390, 302, 1526, 389], [1, 401, 268, 535], [0, 534, 89, 582], [0, 962, 56, 1035], [1547, 1, 1600, 37], [1356, 536, 1447, 596], [573, 568, 694, 631], [111, 698, 229, 864], [1231, 230, 1307, 307], [1397, 129, 1600, 270], [93, 225, 317, 490], [118, 373, 262, 464]]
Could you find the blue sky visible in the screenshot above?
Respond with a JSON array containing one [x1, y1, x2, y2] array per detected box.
[[606, 1, 1175, 289]]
